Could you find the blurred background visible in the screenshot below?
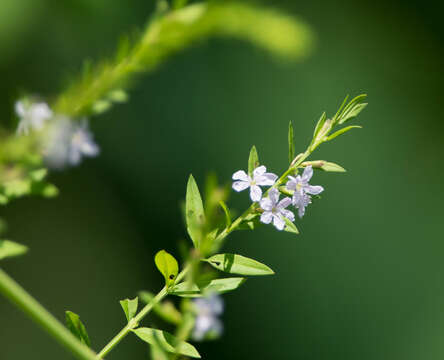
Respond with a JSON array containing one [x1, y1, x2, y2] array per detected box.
[[1, 0, 444, 359]]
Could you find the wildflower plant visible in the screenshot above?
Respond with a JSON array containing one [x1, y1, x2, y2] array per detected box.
[[0, 1, 367, 360]]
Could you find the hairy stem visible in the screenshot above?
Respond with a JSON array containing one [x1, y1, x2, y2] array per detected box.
[[0, 268, 98, 360], [97, 265, 190, 359]]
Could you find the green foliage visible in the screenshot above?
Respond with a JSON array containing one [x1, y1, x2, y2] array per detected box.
[[248, 145, 259, 176], [139, 291, 182, 325], [170, 277, 246, 297], [119, 297, 139, 322], [302, 160, 346, 172], [205, 253, 274, 276], [0, 240, 28, 260], [218, 200, 231, 228], [284, 218, 299, 234], [65, 311, 91, 347], [133, 327, 201, 358], [185, 175, 205, 248], [288, 121, 295, 164], [155, 250, 179, 287]]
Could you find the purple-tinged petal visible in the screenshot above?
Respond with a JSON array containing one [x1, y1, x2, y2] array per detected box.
[[281, 209, 295, 222], [272, 214, 285, 230], [256, 173, 278, 186], [286, 177, 297, 191], [260, 197, 273, 211], [232, 170, 249, 181], [253, 165, 266, 178], [305, 185, 324, 195], [232, 180, 249, 192], [298, 206, 306, 218], [250, 185, 262, 202], [277, 197, 292, 209], [260, 211, 273, 224], [302, 165, 313, 182], [268, 188, 280, 205]]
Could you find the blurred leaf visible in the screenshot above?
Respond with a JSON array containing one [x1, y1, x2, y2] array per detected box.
[[288, 121, 295, 164], [186, 175, 205, 248], [92, 100, 111, 114], [120, 297, 138, 322], [248, 145, 259, 176], [327, 125, 362, 141], [29, 168, 47, 182], [218, 200, 231, 228], [132, 328, 201, 358], [155, 250, 179, 287], [170, 277, 246, 297], [65, 311, 91, 347], [206, 254, 274, 276], [108, 89, 128, 103], [283, 218, 299, 234], [139, 291, 182, 325], [0, 240, 28, 260]]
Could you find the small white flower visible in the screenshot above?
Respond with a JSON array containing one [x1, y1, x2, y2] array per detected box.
[[15, 100, 53, 135], [44, 117, 99, 169], [232, 165, 277, 202], [292, 191, 312, 218], [192, 294, 224, 341], [259, 188, 294, 231]]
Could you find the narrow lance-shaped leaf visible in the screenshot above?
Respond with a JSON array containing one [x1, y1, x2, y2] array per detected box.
[[337, 94, 367, 124], [205, 254, 274, 276], [288, 121, 295, 164], [218, 200, 231, 228], [332, 95, 349, 124], [170, 277, 246, 297], [65, 311, 91, 347], [312, 111, 327, 140], [185, 175, 205, 248], [326, 125, 362, 141], [120, 297, 139, 322], [132, 328, 201, 358], [155, 250, 179, 287], [283, 217, 299, 234], [0, 240, 28, 260], [248, 145, 259, 176]]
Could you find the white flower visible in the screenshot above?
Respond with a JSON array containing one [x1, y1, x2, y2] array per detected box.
[[15, 100, 53, 135], [286, 165, 323, 218], [192, 294, 224, 341], [259, 188, 294, 230], [232, 165, 278, 202], [44, 117, 99, 169]]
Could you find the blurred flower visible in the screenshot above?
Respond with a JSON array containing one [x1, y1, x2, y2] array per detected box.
[[292, 191, 312, 218], [44, 117, 99, 169], [192, 294, 224, 341], [232, 165, 277, 202], [15, 100, 53, 135], [259, 188, 294, 230]]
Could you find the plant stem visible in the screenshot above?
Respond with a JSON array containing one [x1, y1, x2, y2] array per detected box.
[[0, 268, 98, 360], [96, 265, 190, 359]]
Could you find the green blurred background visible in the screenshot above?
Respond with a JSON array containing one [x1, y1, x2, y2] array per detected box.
[[1, 0, 444, 359]]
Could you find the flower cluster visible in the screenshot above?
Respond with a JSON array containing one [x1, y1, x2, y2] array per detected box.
[[192, 294, 224, 341], [15, 99, 99, 169], [232, 164, 324, 230]]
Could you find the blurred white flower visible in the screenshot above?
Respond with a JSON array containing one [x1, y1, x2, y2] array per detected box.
[[232, 165, 277, 202], [192, 294, 223, 341], [292, 191, 312, 218], [44, 117, 99, 169], [259, 188, 294, 230], [15, 100, 53, 135]]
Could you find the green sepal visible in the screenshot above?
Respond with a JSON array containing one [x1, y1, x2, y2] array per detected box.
[[65, 311, 91, 347], [205, 253, 274, 276], [155, 250, 179, 287]]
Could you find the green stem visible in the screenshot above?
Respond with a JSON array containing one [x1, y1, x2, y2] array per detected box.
[[0, 268, 97, 360], [96, 265, 190, 359]]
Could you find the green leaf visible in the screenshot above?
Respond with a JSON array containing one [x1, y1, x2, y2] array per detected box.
[[120, 297, 139, 322], [185, 175, 205, 248], [218, 200, 231, 228], [205, 254, 274, 276], [139, 291, 182, 325], [320, 162, 346, 172], [155, 250, 179, 287], [312, 112, 326, 139], [92, 100, 111, 114], [332, 95, 349, 124], [108, 89, 128, 103], [170, 277, 246, 297], [65, 311, 91, 347], [132, 328, 201, 358], [337, 94, 367, 124], [283, 218, 299, 234], [288, 121, 295, 164], [0, 240, 28, 260], [326, 125, 362, 141], [29, 168, 48, 182], [248, 145, 259, 176]]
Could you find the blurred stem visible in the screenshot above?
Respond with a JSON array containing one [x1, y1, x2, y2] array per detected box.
[[0, 268, 98, 360], [97, 264, 190, 359]]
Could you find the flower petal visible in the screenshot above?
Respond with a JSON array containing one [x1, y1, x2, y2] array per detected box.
[[272, 214, 285, 231], [298, 206, 306, 218], [232, 180, 250, 192], [302, 165, 313, 182], [277, 197, 292, 209], [250, 185, 262, 202], [281, 209, 295, 222], [285, 176, 297, 191], [253, 165, 266, 178], [305, 185, 324, 195], [232, 170, 249, 181], [260, 211, 273, 224], [15, 101, 25, 117], [268, 188, 280, 205], [256, 173, 278, 186], [260, 197, 273, 211]]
